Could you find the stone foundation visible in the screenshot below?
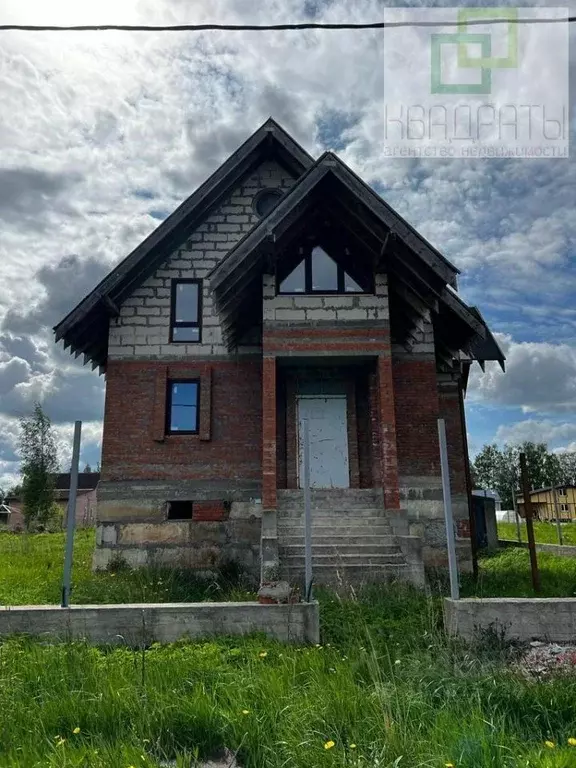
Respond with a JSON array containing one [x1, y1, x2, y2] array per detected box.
[[400, 475, 473, 572], [93, 491, 262, 579]]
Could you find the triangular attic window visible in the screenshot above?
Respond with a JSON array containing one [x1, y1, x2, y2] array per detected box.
[[279, 246, 367, 294]]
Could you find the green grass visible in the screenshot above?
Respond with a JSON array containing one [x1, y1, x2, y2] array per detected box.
[[1, 587, 576, 767], [1, 536, 576, 764], [0, 530, 255, 606], [499, 521, 576, 546], [461, 548, 576, 598]]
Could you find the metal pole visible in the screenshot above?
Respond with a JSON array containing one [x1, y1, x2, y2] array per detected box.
[[61, 421, 82, 608], [437, 419, 459, 600], [303, 419, 313, 602], [519, 452, 540, 593], [553, 486, 563, 545], [512, 487, 521, 543]]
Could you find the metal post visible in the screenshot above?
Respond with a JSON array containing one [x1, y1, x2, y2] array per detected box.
[[553, 486, 563, 545], [437, 419, 459, 600], [519, 452, 540, 593], [61, 421, 82, 608], [303, 419, 313, 602], [512, 487, 521, 543]]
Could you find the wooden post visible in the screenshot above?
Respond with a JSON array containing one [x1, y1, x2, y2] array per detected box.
[[553, 486, 563, 546], [519, 452, 540, 593]]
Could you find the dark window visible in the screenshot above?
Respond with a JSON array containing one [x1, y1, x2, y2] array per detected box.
[[253, 188, 283, 218], [279, 245, 369, 295], [559, 488, 567, 496], [167, 501, 193, 520], [170, 280, 202, 343], [167, 381, 199, 434]]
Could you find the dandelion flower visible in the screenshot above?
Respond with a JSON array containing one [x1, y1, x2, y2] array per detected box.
[[445, 763, 455, 768], [545, 741, 555, 749], [324, 740, 335, 750], [242, 709, 250, 715], [350, 743, 357, 749], [569, 738, 576, 747], [73, 727, 81, 734], [394, 659, 401, 665], [259, 651, 268, 658]]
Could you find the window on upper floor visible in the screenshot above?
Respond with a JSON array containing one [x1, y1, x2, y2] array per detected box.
[[278, 245, 367, 295], [559, 487, 567, 496], [170, 279, 202, 342], [167, 380, 199, 434]]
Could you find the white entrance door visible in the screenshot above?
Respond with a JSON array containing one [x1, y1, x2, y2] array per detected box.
[[298, 395, 350, 489]]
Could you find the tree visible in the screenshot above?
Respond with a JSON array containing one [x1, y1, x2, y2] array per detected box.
[[19, 403, 59, 530]]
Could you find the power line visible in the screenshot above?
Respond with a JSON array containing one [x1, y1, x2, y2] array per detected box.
[[0, 17, 574, 32]]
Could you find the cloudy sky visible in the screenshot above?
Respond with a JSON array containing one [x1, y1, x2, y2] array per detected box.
[[0, 0, 574, 486]]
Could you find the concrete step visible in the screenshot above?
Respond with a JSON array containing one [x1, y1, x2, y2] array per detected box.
[[280, 543, 401, 556], [279, 534, 397, 547], [278, 520, 393, 534], [277, 507, 388, 517], [282, 552, 405, 565], [280, 562, 409, 586]]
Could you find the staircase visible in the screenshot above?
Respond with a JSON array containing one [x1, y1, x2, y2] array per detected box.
[[277, 489, 423, 588]]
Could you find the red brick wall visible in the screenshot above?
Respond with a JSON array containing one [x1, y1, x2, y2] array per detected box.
[[393, 356, 441, 478], [263, 326, 390, 356], [438, 382, 468, 497], [101, 360, 262, 482]]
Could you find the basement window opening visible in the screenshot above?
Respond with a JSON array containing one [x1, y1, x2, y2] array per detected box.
[[167, 501, 193, 520]]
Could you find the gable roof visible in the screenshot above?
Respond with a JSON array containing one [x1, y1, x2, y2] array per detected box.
[[53, 118, 313, 370], [208, 151, 503, 367]]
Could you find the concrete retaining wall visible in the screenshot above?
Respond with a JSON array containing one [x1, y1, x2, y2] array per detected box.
[[445, 598, 576, 643], [0, 601, 320, 646], [499, 539, 576, 558]]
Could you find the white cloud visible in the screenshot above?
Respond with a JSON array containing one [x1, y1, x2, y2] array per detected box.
[[496, 420, 576, 448], [469, 334, 576, 413]]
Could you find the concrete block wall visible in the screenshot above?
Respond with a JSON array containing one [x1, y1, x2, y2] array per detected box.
[[0, 602, 321, 646], [445, 598, 576, 643], [109, 160, 295, 360], [262, 273, 389, 323]]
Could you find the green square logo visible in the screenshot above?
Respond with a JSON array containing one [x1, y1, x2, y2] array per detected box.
[[431, 33, 492, 94], [458, 7, 518, 69]]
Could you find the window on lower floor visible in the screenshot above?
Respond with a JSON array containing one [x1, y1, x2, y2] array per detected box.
[[167, 501, 193, 520], [167, 381, 199, 434], [561, 503, 569, 512]]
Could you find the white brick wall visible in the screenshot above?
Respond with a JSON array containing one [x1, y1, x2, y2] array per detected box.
[[262, 272, 389, 323], [109, 161, 296, 359]]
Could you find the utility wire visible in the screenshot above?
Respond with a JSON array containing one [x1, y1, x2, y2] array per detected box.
[[0, 17, 574, 32]]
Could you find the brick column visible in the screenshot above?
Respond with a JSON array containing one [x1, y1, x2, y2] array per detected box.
[[377, 355, 400, 509], [262, 356, 277, 510]]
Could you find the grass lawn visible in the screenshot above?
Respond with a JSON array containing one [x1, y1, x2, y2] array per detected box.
[[2, 533, 576, 765], [499, 521, 576, 546], [0, 530, 255, 606]]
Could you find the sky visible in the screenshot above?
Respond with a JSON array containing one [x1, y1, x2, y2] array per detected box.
[[0, 0, 574, 487]]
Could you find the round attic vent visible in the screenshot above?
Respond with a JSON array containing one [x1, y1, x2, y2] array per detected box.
[[253, 188, 283, 218]]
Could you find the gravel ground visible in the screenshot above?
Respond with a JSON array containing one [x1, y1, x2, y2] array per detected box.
[[518, 641, 576, 679]]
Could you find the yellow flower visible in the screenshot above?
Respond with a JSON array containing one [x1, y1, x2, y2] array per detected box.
[[259, 651, 268, 658], [242, 709, 250, 715], [569, 738, 576, 747], [56, 738, 66, 746], [445, 763, 455, 768], [350, 743, 357, 749], [545, 741, 556, 749], [73, 727, 81, 734], [324, 740, 335, 750]]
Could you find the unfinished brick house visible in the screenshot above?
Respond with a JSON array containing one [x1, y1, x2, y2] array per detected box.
[[54, 119, 504, 586]]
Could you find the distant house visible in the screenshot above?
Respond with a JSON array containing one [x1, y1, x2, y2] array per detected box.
[[2, 473, 100, 531], [53, 118, 505, 584], [517, 486, 576, 522]]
